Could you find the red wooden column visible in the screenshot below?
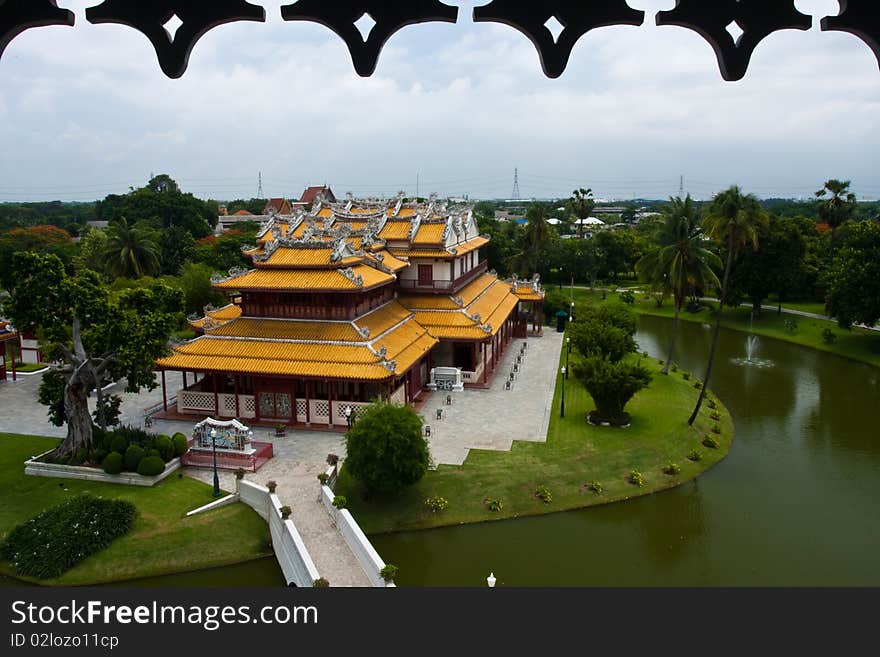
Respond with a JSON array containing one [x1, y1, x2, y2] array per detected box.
[[327, 379, 334, 427], [305, 381, 311, 426], [212, 374, 219, 417], [161, 370, 167, 412], [234, 376, 240, 418], [10, 344, 16, 382]]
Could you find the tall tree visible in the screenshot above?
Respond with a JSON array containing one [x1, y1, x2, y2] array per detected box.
[[102, 219, 160, 279], [509, 204, 553, 278], [815, 179, 857, 265], [0, 225, 75, 288], [569, 188, 595, 238], [2, 253, 182, 459], [688, 187, 767, 425], [636, 196, 721, 375], [825, 221, 880, 329]]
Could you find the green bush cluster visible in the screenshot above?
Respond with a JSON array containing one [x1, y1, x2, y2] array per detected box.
[[687, 450, 702, 462], [628, 470, 645, 487], [486, 498, 503, 512], [137, 456, 165, 477], [93, 424, 179, 477], [703, 435, 720, 449], [332, 495, 347, 510], [424, 496, 449, 513], [102, 452, 123, 474], [587, 481, 603, 494], [534, 485, 552, 504], [663, 463, 682, 476], [0, 494, 136, 579], [172, 432, 189, 456], [380, 564, 398, 582]]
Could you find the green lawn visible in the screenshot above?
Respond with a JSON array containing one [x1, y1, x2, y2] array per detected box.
[[0, 434, 271, 585], [337, 354, 733, 534], [569, 289, 880, 369], [4, 362, 48, 373]]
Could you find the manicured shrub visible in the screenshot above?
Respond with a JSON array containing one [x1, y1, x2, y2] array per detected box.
[[145, 448, 160, 460], [628, 470, 645, 487], [267, 480, 277, 493], [313, 578, 330, 587], [534, 485, 552, 504], [102, 451, 123, 474], [344, 402, 429, 494], [279, 506, 292, 520], [332, 495, 347, 510], [136, 456, 165, 477], [90, 448, 108, 465], [486, 498, 503, 512], [424, 495, 449, 513], [380, 564, 398, 582], [587, 481, 603, 494], [109, 435, 128, 454], [155, 435, 174, 462], [703, 435, 720, 449], [0, 494, 136, 579], [687, 450, 702, 462], [822, 328, 837, 345], [172, 432, 189, 456], [663, 463, 682, 475], [317, 473, 329, 485], [123, 444, 145, 472]]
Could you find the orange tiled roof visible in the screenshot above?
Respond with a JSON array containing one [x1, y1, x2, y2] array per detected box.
[[158, 315, 437, 381], [354, 301, 413, 337], [255, 247, 363, 269], [213, 265, 394, 292], [379, 221, 414, 241], [391, 236, 488, 259], [207, 318, 364, 342], [189, 304, 242, 330], [364, 250, 409, 273], [412, 223, 447, 246]]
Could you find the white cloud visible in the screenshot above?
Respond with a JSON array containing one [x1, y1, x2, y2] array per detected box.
[[0, 1, 878, 201]]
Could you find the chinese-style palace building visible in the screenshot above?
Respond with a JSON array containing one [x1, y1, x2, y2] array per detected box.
[[156, 196, 544, 429]]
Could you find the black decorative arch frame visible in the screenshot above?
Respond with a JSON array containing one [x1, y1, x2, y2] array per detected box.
[[0, 1, 878, 81]]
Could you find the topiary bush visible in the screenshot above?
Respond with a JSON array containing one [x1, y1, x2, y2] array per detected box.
[[172, 432, 189, 456], [628, 470, 645, 487], [380, 564, 398, 583], [136, 455, 165, 477], [109, 435, 128, 454], [332, 495, 347, 510], [313, 577, 330, 587], [0, 494, 136, 579], [123, 444, 145, 472], [102, 451, 123, 475], [90, 448, 108, 465], [155, 435, 174, 462]]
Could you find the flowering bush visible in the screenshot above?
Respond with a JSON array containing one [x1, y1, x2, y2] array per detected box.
[[0, 495, 136, 579], [424, 496, 449, 513], [534, 485, 552, 504], [628, 470, 645, 487]]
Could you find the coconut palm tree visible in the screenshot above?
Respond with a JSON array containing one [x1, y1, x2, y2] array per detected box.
[[688, 187, 767, 425], [509, 204, 552, 277], [636, 195, 721, 375], [815, 179, 857, 265], [102, 218, 160, 279]]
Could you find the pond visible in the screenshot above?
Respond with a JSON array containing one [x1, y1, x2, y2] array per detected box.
[[370, 314, 880, 586]]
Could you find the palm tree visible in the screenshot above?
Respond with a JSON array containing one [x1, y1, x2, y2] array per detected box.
[[636, 195, 721, 375], [688, 187, 767, 425], [102, 218, 160, 279], [510, 204, 551, 276], [569, 187, 594, 238], [815, 179, 857, 265]]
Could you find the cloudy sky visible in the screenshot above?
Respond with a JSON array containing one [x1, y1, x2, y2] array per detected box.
[[0, 0, 878, 203]]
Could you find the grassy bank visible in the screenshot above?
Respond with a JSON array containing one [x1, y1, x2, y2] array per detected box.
[[0, 434, 271, 585], [337, 354, 733, 534], [570, 288, 880, 368]]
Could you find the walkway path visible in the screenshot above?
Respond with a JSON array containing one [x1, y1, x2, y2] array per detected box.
[[420, 331, 564, 466]]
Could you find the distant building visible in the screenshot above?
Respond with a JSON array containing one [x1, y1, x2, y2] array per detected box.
[[216, 209, 263, 234], [299, 185, 337, 205], [264, 198, 293, 216]]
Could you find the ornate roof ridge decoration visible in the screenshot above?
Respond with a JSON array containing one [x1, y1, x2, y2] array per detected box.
[[211, 266, 255, 285], [330, 235, 364, 263], [0, 1, 74, 60], [281, 1, 458, 77], [85, 1, 266, 79], [338, 266, 364, 287], [256, 217, 277, 240], [409, 213, 423, 242], [656, 0, 812, 81], [821, 1, 880, 71], [241, 244, 259, 254], [474, 1, 644, 78]]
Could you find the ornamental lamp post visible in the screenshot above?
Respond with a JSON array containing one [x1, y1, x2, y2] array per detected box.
[[565, 336, 571, 379], [487, 572, 497, 588], [210, 428, 220, 498], [560, 366, 566, 418]]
